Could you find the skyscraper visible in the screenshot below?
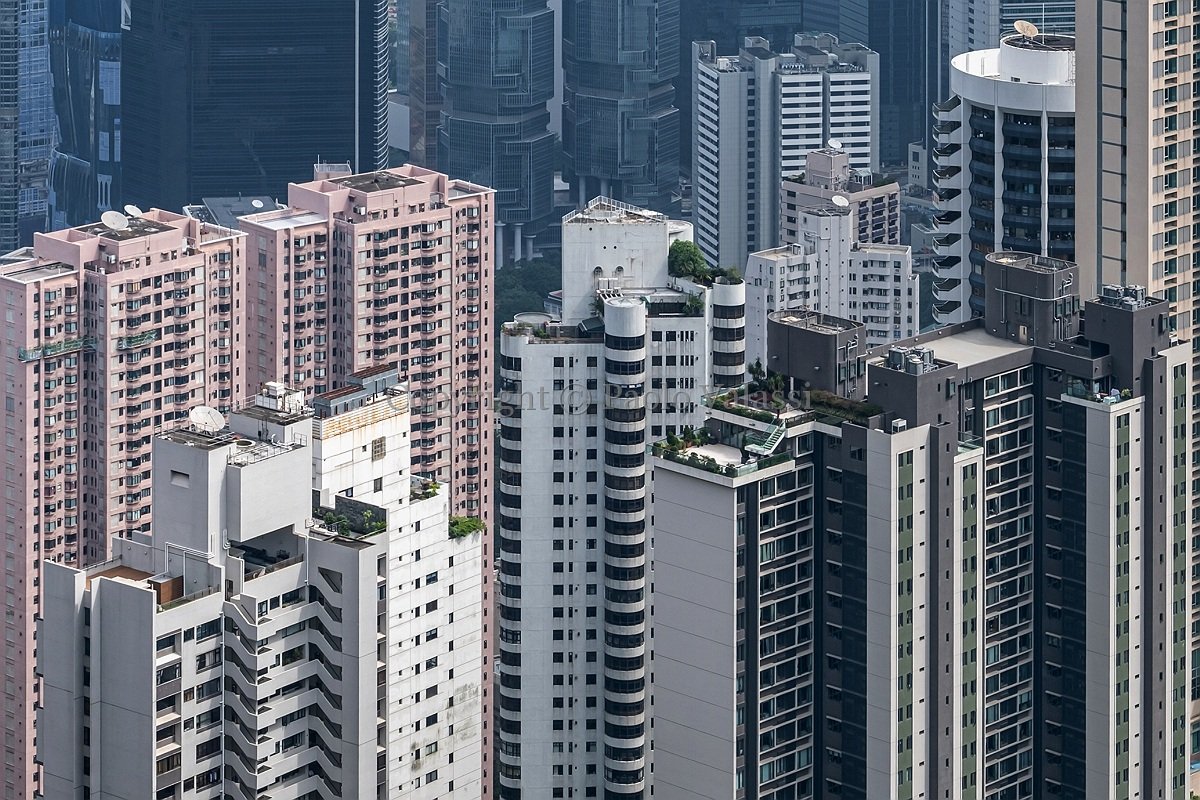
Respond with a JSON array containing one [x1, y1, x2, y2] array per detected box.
[[1077, 3, 1197, 794], [931, 31, 1076, 324], [439, 0, 555, 265], [803, 0, 930, 166], [239, 164, 495, 521], [122, 0, 389, 212], [561, 0, 680, 212], [653, 252, 1191, 800], [46, 0, 123, 231], [409, 0, 442, 168], [39, 375, 486, 798], [0, 208, 246, 799], [0, 0, 54, 251], [675, 0, 803, 171], [495, 198, 744, 798], [692, 35, 878, 269]]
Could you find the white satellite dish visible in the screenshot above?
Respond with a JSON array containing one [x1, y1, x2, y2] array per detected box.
[[1014, 19, 1039, 38], [832, 195, 850, 208], [100, 210, 129, 231], [123, 204, 143, 217], [188, 405, 226, 434], [251, 199, 265, 209], [827, 138, 843, 151]]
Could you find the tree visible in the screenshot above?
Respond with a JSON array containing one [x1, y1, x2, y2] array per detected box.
[[668, 239, 707, 279]]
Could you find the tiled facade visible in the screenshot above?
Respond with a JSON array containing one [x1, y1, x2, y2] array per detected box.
[[240, 165, 494, 520], [1, 209, 246, 798]]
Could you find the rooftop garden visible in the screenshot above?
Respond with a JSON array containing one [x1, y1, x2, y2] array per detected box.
[[667, 240, 743, 286], [410, 477, 441, 502], [449, 515, 485, 539]]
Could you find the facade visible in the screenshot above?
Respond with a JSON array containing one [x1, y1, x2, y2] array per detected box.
[[239, 165, 494, 520], [494, 198, 744, 798], [692, 34, 878, 271], [802, 0, 931, 166], [746, 206, 918, 365], [781, 146, 901, 245], [932, 32, 1076, 324], [47, 0, 123, 231], [561, 0, 680, 212], [0, 0, 53, 251], [653, 252, 1191, 800], [438, 0, 555, 265], [122, 0, 388, 213], [40, 378, 485, 799], [1077, 3, 1200, 793], [0, 209, 246, 799], [409, 0, 441, 169]]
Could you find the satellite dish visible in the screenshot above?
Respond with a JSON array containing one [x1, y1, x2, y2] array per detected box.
[[827, 138, 843, 151], [100, 210, 129, 231], [123, 204, 143, 217], [832, 195, 850, 208], [1014, 19, 1039, 37], [251, 199, 265, 209], [188, 405, 226, 434]]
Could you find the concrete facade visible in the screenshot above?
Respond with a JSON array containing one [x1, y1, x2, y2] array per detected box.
[[40, 377, 485, 799], [0, 208, 246, 797], [493, 198, 745, 799], [781, 147, 901, 246], [931, 33, 1076, 324], [652, 251, 1190, 800]]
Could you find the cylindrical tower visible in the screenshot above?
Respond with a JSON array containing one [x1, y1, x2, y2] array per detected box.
[[600, 297, 649, 797], [710, 277, 747, 388], [931, 32, 1076, 324]]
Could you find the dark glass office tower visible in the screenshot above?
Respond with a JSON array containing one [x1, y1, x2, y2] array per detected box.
[[439, 0, 554, 264], [409, 0, 441, 168], [122, 0, 388, 212], [561, 0, 680, 213], [47, 0, 123, 230], [676, 0, 802, 176], [801, 0, 930, 167]]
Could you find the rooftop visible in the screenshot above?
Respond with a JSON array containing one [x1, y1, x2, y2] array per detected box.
[[183, 196, 281, 228], [770, 309, 862, 336], [879, 326, 1026, 370], [0, 260, 76, 283], [333, 171, 423, 193], [76, 215, 176, 241], [564, 196, 666, 226], [86, 564, 154, 590], [240, 208, 328, 231]]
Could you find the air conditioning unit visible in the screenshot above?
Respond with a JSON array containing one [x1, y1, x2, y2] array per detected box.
[[353, 205, 367, 215], [891, 419, 907, 433]]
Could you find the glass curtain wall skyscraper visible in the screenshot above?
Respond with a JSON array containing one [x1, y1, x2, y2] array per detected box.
[[122, 0, 388, 212], [561, 0, 681, 213], [47, 0, 123, 231], [0, 0, 53, 251], [439, 0, 555, 264]]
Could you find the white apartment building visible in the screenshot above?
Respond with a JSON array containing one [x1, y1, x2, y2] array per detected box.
[[781, 146, 901, 246], [746, 203, 918, 367], [931, 32, 1075, 323], [693, 34, 878, 270], [493, 198, 745, 799], [39, 375, 484, 800]]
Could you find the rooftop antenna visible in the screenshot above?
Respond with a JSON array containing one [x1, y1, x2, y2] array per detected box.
[[100, 210, 129, 231], [123, 204, 143, 217], [251, 199, 265, 209], [832, 195, 850, 208], [1014, 19, 1039, 38], [827, 138, 843, 151], [188, 405, 226, 435]]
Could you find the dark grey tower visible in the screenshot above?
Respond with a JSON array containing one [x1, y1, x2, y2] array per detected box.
[[409, 0, 441, 168], [122, 0, 388, 212], [439, 0, 554, 264], [561, 0, 681, 213]]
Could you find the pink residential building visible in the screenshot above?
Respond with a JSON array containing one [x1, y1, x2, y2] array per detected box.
[[0, 209, 246, 799], [239, 164, 494, 522], [241, 164, 497, 793]]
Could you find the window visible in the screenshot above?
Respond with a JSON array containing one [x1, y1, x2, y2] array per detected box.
[[196, 737, 221, 760], [371, 437, 386, 461]]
